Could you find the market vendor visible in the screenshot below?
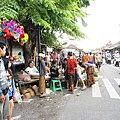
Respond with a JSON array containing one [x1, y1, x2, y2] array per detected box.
[[25, 60, 39, 76]]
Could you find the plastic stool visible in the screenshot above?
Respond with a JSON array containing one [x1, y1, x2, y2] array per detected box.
[[50, 80, 62, 92]]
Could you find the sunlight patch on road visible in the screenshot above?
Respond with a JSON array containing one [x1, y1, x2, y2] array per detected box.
[[12, 115, 21, 120], [22, 99, 33, 103], [63, 88, 79, 97], [5, 115, 21, 120], [63, 94, 71, 97]]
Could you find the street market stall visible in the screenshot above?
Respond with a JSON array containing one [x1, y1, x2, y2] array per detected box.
[[0, 19, 29, 74]]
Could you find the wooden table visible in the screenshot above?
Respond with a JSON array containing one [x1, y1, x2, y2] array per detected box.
[[15, 76, 51, 94]]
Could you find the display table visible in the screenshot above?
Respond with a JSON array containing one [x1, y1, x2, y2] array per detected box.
[[15, 76, 51, 94]]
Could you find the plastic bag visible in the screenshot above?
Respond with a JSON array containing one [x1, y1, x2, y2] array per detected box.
[[14, 91, 22, 104]]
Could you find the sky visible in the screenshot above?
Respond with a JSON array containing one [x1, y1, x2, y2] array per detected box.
[[66, 0, 120, 51]]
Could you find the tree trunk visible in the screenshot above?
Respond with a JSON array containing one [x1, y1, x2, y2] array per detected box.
[[23, 20, 36, 68], [23, 40, 32, 68]]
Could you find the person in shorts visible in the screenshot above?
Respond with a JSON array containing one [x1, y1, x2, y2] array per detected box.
[[67, 52, 77, 94]]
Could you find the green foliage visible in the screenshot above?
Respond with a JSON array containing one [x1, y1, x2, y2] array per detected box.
[[0, 0, 20, 19], [79, 0, 91, 7], [17, 70, 29, 74], [0, 0, 93, 46]]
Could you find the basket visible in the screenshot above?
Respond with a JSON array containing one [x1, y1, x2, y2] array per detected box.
[[18, 74, 30, 80]]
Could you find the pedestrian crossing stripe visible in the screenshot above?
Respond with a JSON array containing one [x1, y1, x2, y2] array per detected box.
[[92, 78, 120, 99], [92, 81, 102, 97], [102, 78, 120, 99], [114, 78, 120, 85]]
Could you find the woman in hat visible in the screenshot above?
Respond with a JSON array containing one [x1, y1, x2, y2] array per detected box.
[[38, 53, 46, 98]]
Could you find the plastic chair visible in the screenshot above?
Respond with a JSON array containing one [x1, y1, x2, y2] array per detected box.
[[50, 79, 62, 92]]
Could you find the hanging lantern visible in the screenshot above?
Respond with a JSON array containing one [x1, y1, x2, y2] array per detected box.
[[13, 33, 20, 41], [2, 28, 11, 40], [0, 20, 28, 45], [21, 33, 29, 43], [16, 28, 21, 33], [19, 26, 24, 39], [19, 33, 29, 46], [2, 21, 7, 29], [10, 20, 16, 26], [6, 22, 11, 28]]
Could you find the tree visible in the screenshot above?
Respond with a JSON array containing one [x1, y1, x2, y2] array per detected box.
[[0, 0, 92, 65]]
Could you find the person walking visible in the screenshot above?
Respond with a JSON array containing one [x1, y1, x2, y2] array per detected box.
[[95, 52, 102, 71], [67, 52, 77, 94], [38, 53, 46, 98], [0, 40, 10, 120]]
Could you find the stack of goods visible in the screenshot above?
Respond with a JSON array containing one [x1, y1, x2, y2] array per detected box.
[[17, 70, 31, 81], [32, 85, 39, 95], [22, 88, 35, 99]]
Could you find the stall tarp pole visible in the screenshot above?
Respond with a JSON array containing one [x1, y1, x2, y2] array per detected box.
[[9, 40, 13, 56], [37, 25, 41, 93], [38, 26, 41, 53], [33, 46, 36, 63]]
